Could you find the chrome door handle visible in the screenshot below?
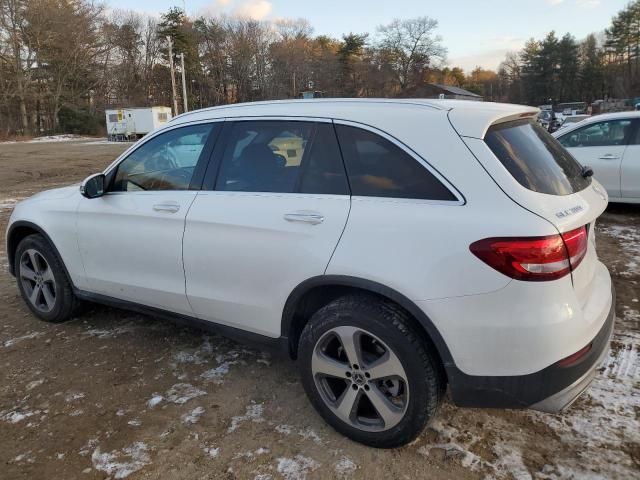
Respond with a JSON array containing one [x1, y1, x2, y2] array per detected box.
[[153, 203, 180, 213], [284, 212, 324, 225], [598, 154, 620, 160]]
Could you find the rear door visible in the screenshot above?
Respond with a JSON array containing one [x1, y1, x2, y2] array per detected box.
[[620, 121, 640, 200], [183, 119, 351, 337], [556, 118, 633, 199]]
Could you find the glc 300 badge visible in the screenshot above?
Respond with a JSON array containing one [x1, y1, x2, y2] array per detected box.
[[556, 205, 584, 218]]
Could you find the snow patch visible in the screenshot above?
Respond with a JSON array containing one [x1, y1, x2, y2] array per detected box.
[[83, 325, 136, 338], [147, 395, 164, 408], [276, 455, 320, 480], [298, 427, 322, 444], [172, 336, 214, 366], [200, 361, 236, 384], [25, 379, 44, 391], [79, 438, 99, 456], [334, 456, 357, 477], [91, 442, 150, 479], [598, 224, 640, 276], [3, 331, 44, 347], [275, 424, 321, 444], [182, 406, 205, 424], [66, 392, 85, 402], [165, 383, 206, 404], [275, 424, 293, 435], [233, 447, 269, 459], [203, 446, 219, 458], [2, 409, 35, 424], [1, 134, 103, 144], [12, 452, 35, 464], [228, 403, 264, 433]]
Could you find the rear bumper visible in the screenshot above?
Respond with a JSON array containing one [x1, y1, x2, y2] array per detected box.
[[447, 286, 615, 411]]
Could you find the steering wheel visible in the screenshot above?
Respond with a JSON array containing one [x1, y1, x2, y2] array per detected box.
[[143, 149, 178, 172]]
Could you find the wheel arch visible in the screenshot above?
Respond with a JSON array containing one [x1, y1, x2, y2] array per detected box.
[[6, 221, 72, 283], [282, 275, 455, 377]]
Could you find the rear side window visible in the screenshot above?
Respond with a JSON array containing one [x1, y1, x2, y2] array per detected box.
[[216, 121, 313, 193], [298, 124, 350, 195], [335, 125, 456, 201], [485, 120, 591, 196], [214, 121, 349, 195]]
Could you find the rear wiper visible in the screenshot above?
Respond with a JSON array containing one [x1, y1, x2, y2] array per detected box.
[[581, 165, 594, 178]]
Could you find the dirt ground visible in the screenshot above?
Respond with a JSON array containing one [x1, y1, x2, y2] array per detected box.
[[0, 138, 638, 480]]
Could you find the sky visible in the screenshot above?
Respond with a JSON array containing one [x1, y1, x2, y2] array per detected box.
[[106, 0, 630, 73]]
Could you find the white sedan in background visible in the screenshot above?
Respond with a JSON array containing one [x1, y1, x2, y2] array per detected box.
[[554, 111, 640, 203]]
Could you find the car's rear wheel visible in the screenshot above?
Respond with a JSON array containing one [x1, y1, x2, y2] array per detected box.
[[298, 294, 444, 448], [15, 234, 79, 323]]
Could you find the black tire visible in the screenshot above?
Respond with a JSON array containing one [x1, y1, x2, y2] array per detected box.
[[298, 294, 444, 448], [14, 234, 79, 323]]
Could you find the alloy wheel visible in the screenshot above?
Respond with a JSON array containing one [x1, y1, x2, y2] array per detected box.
[[311, 326, 409, 432], [19, 248, 57, 313]]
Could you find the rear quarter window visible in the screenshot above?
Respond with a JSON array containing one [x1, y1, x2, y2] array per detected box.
[[485, 120, 591, 196], [335, 124, 457, 201]]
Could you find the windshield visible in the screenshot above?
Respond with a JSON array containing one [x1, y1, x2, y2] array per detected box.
[[485, 120, 591, 196]]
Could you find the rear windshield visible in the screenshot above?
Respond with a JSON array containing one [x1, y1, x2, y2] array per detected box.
[[485, 120, 591, 196]]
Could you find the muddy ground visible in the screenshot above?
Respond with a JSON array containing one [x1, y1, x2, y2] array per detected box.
[[0, 138, 638, 480]]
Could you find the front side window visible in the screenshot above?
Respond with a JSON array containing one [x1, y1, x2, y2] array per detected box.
[[215, 121, 349, 194], [558, 119, 632, 148], [334, 124, 456, 201], [110, 124, 214, 192], [486, 120, 591, 196]]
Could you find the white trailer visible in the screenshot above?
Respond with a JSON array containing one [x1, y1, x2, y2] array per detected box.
[[105, 109, 127, 141], [105, 106, 172, 141]]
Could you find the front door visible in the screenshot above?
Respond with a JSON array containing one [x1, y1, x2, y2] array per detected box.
[[77, 122, 219, 315], [183, 120, 351, 336]]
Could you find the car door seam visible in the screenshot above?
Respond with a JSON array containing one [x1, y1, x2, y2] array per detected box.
[[324, 196, 352, 274], [182, 192, 200, 314]]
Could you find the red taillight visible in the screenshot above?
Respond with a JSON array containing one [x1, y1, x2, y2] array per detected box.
[[557, 343, 592, 367], [470, 226, 588, 282], [561, 226, 588, 271]]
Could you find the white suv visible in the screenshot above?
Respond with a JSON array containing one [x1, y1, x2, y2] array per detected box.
[[6, 99, 615, 448]]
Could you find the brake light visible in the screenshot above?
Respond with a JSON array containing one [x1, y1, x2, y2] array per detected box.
[[470, 226, 588, 281]]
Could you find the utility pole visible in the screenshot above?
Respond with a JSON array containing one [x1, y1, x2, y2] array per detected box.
[[167, 36, 179, 116], [180, 53, 188, 113]]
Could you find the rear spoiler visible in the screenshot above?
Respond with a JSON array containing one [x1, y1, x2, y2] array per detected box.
[[489, 110, 539, 129], [447, 104, 540, 139]]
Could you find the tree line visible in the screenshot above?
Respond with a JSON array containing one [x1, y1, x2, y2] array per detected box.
[[499, 0, 640, 106], [1, 1, 455, 137], [1, 0, 640, 137]]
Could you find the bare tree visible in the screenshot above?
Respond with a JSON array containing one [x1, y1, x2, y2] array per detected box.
[[376, 17, 446, 92], [0, 0, 32, 134]]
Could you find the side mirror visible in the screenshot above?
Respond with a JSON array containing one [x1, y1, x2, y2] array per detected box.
[[80, 173, 106, 199]]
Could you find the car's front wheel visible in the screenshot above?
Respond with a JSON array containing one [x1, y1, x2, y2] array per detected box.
[[298, 294, 444, 448], [14, 234, 79, 323]]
